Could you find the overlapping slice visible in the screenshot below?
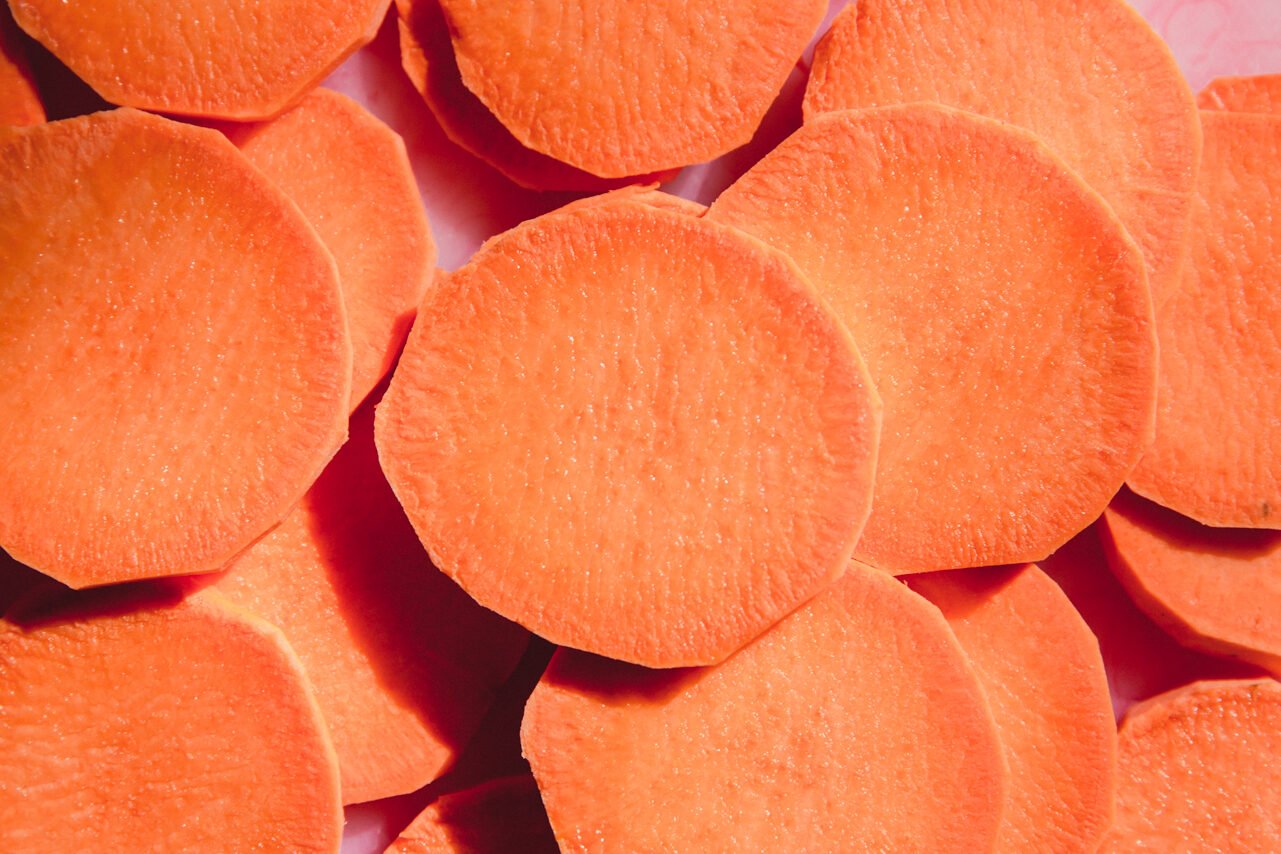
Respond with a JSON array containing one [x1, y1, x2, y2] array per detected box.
[[1101, 489, 1281, 674], [7, 0, 388, 119], [1104, 678, 1281, 851], [709, 105, 1157, 573], [1199, 74, 1281, 112], [0, 109, 350, 587], [377, 197, 880, 667], [1127, 110, 1281, 528], [0, 590, 342, 852], [521, 563, 1007, 852], [388, 776, 557, 853], [211, 400, 530, 804], [908, 564, 1116, 853], [436, 0, 826, 177], [804, 0, 1200, 308], [232, 88, 436, 411], [0, 6, 42, 126], [395, 0, 676, 192]]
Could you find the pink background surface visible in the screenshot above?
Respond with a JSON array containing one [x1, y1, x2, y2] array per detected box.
[[323, 1, 1281, 849]]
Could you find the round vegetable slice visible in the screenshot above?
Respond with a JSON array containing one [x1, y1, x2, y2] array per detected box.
[[1127, 111, 1281, 528], [708, 105, 1157, 573], [0, 6, 42, 126], [1104, 678, 1281, 851], [0, 109, 350, 587], [0, 591, 342, 851], [8, 0, 389, 119], [376, 198, 880, 667], [805, 0, 1199, 308], [436, 0, 827, 177], [211, 399, 530, 805], [1199, 74, 1281, 112], [1101, 489, 1281, 674], [908, 564, 1117, 853], [521, 563, 1008, 852], [232, 88, 436, 411], [395, 0, 676, 192], [388, 776, 557, 854]]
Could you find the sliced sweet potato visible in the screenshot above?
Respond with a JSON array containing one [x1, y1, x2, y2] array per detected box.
[[1127, 111, 1281, 528], [1104, 678, 1281, 851], [211, 398, 530, 804], [395, 0, 676, 192], [908, 564, 1116, 852], [437, 0, 827, 176], [521, 563, 1008, 852], [377, 197, 880, 667], [0, 590, 342, 852], [1199, 74, 1281, 112], [1101, 489, 1281, 674], [0, 6, 42, 126], [709, 105, 1157, 572], [232, 88, 436, 411], [8, 0, 390, 119], [804, 0, 1201, 308], [0, 109, 350, 587]]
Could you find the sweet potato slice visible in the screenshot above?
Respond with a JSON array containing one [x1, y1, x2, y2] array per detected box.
[[7, 0, 389, 119], [908, 564, 1116, 852], [0, 590, 342, 852], [436, 0, 826, 177], [388, 776, 557, 854], [0, 7, 42, 126], [1101, 489, 1281, 674], [804, 0, 1200, 308], [709, 105, 1157, 572], [1104, 678, 1281, 851], [1199, 74, 1281, 112], [232, 88, 435, 411], [210, 398, 529, 805], [521, 563, 1007, 852], [377, 198, 880, 667], [0, 109, 350, 587], [395, 0, 676, 192], [1127, 111, 1281, 528]]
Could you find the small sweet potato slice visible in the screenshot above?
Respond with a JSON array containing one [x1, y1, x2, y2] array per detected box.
[[0, 590, 343, 852]]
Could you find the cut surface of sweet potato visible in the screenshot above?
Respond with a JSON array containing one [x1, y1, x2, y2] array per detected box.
[[710, 105, 1157, 572], [377, 197, 881, 667], [0, 590, 343, 852], [521, 563, 1007, 852], [0, 108, 350, 588]]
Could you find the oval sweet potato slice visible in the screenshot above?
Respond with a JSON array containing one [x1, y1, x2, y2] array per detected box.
[[394, 0, 677, 192], [0, 590, 342, 852], [376, 197, 880, 667], [908, 564, 1117, 853], [1101, 489, 1281, 674], [709, 105, 1157, 573], [232, 88, 436, 411], [1126, 110, 1281, 528], [8, 0, 389, 119], [521, 563, 1008, 852], [804, 0, 1200, 308], [1104, 678, 1281, 851], [437, 0, 827, 176], [0, 109, 350, 588]]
